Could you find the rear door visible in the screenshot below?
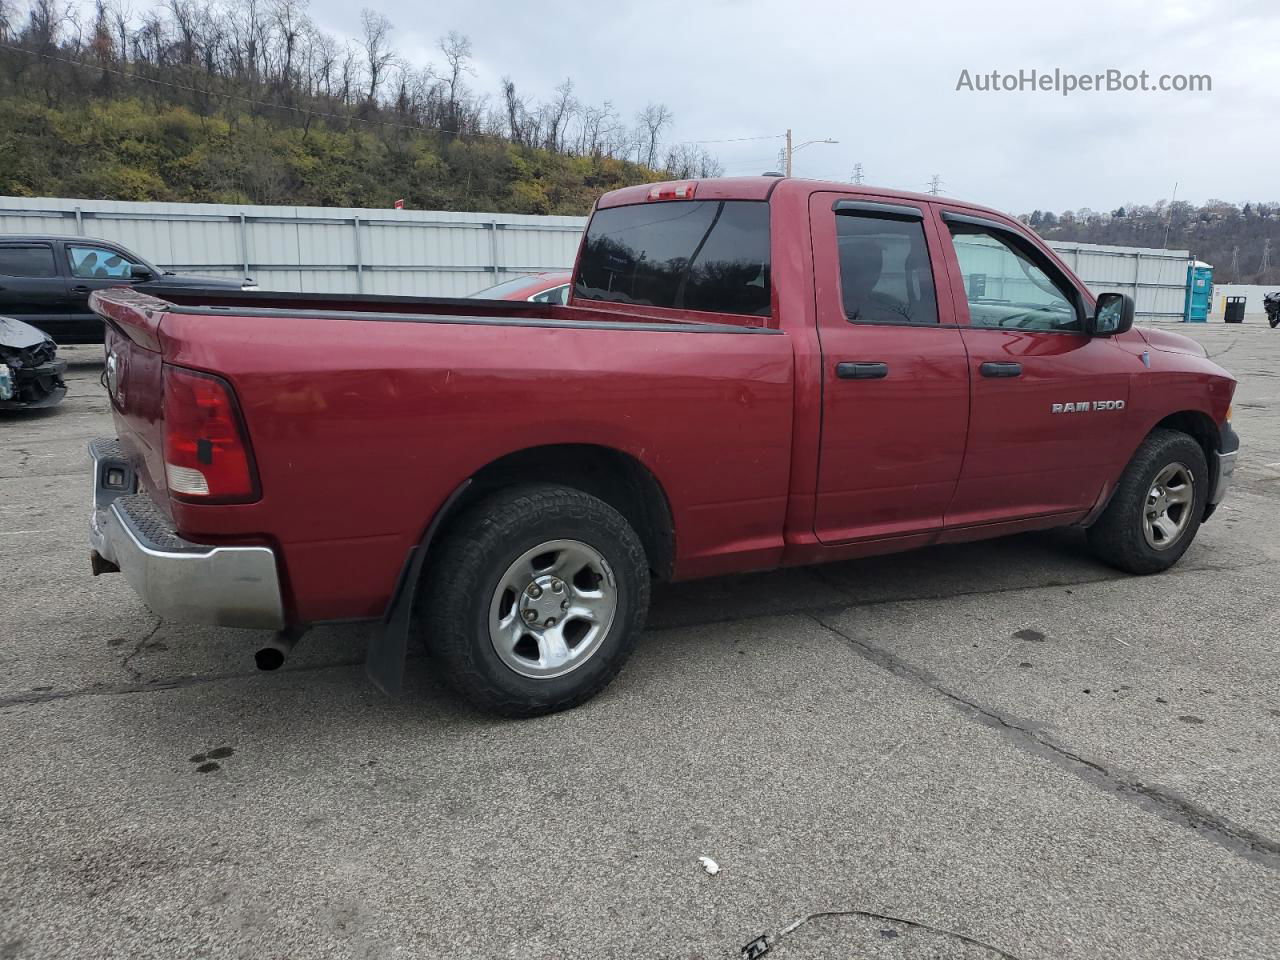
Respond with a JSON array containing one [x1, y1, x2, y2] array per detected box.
[[0, 242, 68, 336], [934, 208, 1133, 526], [810, 194, 971, 543], [63, 241, 154, 341]]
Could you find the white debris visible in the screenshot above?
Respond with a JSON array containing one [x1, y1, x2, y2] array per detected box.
[[698, 856, 720, 875]]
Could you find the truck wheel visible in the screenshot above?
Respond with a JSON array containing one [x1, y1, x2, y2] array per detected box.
[[1086, 429, 1209, 574], [420, 484, 649, 717]]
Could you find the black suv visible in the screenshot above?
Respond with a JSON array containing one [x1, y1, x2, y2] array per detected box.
[[0, 235, 254, 344]]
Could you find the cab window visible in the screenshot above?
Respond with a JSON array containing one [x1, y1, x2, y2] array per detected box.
[[836, 212, 938, 325], [575, 200, 771, 317], [947, 224, 1081, 332], [67, 245, 143, 280]]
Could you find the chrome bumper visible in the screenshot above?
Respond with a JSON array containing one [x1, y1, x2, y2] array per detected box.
[[89, 437, 284, 629]]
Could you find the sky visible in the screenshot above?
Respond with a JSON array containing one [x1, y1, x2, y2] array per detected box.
[[306, 0, 1279, 214]]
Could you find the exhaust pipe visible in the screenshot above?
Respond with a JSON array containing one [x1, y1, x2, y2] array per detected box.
[[255, 627, 305, 671]]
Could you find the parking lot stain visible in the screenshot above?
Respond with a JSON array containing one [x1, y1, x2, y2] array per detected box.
[[1179, 715, 1207, 724], [1013, 628, 1046, 642], [188, 746, 234, 773]]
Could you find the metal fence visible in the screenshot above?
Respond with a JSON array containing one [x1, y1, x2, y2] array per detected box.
[[1049, 242, 1192, 321], [0, 196, 1194, 317], [0, 196, 585, 298]]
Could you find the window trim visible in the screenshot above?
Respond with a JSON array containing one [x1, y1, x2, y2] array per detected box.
[[941, 210, 1087, 333], [0, 242, 58, 279], [834, 208, 945, 328], [833, 199, 924, 220]]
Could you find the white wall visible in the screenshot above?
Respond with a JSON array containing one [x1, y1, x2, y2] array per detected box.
[[1210, 283, 1277, 320], [0, 196, 585, 298], [0, 197, 1202, 318]]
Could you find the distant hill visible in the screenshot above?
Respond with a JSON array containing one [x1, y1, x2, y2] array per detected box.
[[1024, 202, 1280, 285], [0, 1, 720, 213]]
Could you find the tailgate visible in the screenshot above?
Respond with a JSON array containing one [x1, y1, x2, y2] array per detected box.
[[92, 289, 172, 510]]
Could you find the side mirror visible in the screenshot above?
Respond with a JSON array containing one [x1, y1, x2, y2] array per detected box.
[[129, 264, 154, 281], [1090, 292, 1134, 336]]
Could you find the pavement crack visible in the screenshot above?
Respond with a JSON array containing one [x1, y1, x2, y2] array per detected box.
[[808, 612, 1280, 873], [119, 620, 163, 681]]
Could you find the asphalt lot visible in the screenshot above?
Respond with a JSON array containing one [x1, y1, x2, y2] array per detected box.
[[2, 321, 1278, 960]]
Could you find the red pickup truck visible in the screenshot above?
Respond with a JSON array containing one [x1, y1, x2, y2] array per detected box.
[[88, 177, 1239, 716]]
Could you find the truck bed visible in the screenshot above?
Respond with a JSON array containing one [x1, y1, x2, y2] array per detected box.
[[91, 285, 797, 626]]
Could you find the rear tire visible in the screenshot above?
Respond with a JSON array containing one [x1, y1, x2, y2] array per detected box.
[[420, 484, 649, 717], [1086, 428, 1208, 574]]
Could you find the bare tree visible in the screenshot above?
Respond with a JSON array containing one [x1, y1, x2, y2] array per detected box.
[[636, 102, 672, 169], [539, 77, 576, 153], [360, 8, 393, 103], [439, 30, 472, 132]]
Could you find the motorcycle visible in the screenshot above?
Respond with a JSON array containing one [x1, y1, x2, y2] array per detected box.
[[1265, 291, 1280, 329]]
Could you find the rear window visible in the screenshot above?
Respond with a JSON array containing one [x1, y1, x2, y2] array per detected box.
[[574, 200, 771, 317], [0, 245, 57, 278]]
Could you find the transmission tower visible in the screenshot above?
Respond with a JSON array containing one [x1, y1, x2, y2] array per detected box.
[[851, 163, 864, 185], [1262, 237, 1272, 274], [1230, 246, 1240, 280], [927, 175, 943, 196]]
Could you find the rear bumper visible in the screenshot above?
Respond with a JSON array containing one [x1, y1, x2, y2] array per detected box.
[[89, 437, 285, 629]]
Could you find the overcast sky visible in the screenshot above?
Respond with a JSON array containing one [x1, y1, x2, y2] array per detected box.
[[308, 0, 1278, 213]]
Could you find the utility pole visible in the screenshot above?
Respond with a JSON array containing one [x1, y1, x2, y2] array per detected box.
[[782, 129, 837, 177], [927, 174, 943, 196], [851, 163, 864, 185]]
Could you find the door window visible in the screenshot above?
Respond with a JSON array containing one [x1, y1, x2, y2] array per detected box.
[[530, 284, 569, 305], [0, 245, 57, 278], [947, 224, 1081, 332], [836, 213, 938, 325], [67, 245, 143, 280]]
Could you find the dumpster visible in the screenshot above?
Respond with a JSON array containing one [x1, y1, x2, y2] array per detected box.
[[1225, 296, 1246, 324]]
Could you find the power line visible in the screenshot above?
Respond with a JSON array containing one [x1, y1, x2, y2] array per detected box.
[[676, 133, 787, 144]]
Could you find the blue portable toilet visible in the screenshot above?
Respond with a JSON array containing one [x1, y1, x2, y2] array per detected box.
[[1184, 261, 1212, 322]]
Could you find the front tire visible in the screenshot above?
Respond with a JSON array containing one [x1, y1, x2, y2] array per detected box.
[[1087, 428, 1209, 574], [420, 484, 649, 716]]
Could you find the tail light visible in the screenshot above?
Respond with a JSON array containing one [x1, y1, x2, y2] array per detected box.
[[162, 364, 258, 502]]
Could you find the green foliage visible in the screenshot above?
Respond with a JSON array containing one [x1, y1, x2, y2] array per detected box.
[[0, 95, 661, 213]]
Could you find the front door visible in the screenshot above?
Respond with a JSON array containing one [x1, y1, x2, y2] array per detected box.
[[810, 193, 971, 544], [934, 209, 1134, 526], [63, 242, 153, 341]]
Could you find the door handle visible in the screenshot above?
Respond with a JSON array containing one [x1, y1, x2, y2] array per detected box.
[[836, 362, 889, 380], [980, 362, 1022, 378], [71, 285, 92, 292]]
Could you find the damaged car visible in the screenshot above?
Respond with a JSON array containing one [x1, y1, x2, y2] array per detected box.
[[0, 315, 67, 409]]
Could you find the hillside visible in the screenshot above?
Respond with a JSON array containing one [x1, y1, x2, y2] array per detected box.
[[1025, 202, 1280, 285], [0, 0, 720, 213]]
